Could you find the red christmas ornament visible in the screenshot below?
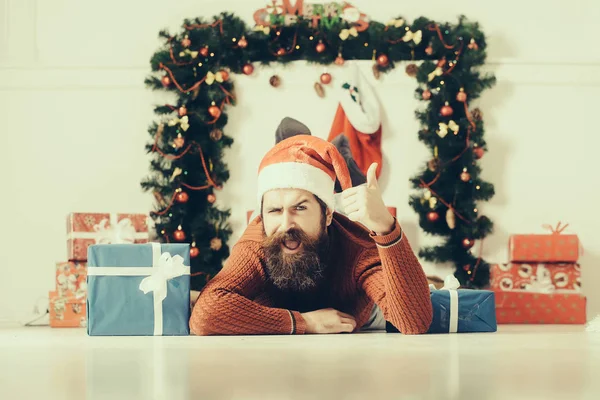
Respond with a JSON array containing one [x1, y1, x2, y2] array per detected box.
[[200, 47, 209, 57], [463, 264, 471, 271], [208, 105, 221, 118], [242, 63, 254, 75], [427, 211, 440, 222], [462, 238, 474, 249], [190, 246, 200, 258], [210, 128, 223, 142], [425, 45, 433, 55], [178, 106, 187, 117], [468, 38, 479, 50], [276, 48, 286, 56], [441, 103, 454, 117], [220, 70, 230, 81], [238, 36, 248, 49], [460, 168, 471, 182], [161, 76, 171, 87], [173, 226, 186, 242], [181, 36, 191, 48], [175, 190, 189, 203], [335, 54, 345, 65], [473, 147, 485, 159], [456, 88, 467, 102], [320, 73, 332, 85], [422, 89, 432, 100], [437, 58, 447, 68], [207, 194, 216, 204], [376, 54, 389, 67], [315, 41, 326, 53]]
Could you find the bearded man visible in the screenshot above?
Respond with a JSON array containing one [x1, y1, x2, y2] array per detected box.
[[190, 132, 433, 335]]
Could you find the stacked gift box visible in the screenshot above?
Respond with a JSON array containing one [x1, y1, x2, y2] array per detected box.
[[49, 212, 150, 328], [491, 222, 586, 324]]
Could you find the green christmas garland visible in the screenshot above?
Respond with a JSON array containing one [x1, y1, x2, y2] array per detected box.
[[142, 10, 496, 290]]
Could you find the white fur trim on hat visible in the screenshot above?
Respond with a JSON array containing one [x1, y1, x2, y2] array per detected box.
[[256, 162, 336, 212], [338, 63, 381, 134]]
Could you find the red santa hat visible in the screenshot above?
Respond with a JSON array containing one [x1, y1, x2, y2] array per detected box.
[[256, 135, 352, 212]]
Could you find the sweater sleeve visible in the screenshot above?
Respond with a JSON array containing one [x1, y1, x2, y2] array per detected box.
[[189, 242, 307, 336], [354, 219, 433, 334]]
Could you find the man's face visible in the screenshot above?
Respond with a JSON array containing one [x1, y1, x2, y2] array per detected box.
[[261, 189, 333, 292]]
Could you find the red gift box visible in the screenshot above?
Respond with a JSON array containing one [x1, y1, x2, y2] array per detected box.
[[495, 291, 586, 324], [49, 291, 86, 328], [508, 222, 580, 262], [56, 261, 87, 299], [66, 212, 150, 261], [491, 263, 581, 292]]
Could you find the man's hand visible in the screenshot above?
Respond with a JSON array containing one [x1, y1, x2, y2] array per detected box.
[[301, 308, 357, 334], [340, 162, 395, 235]]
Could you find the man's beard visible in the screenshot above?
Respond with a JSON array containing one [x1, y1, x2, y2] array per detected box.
[[262, 226, 329, 293]]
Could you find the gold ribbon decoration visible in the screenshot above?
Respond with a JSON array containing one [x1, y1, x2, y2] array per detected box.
[[168, 115, 190, 131], [428, 67, 443, 82], [253, 25, 270, 35], [205, 71, 224, 85], [437, 120, 459, 138], [178, 49, 199, 58], [402, 29, 423, 45], [339, 27, 358, 40]]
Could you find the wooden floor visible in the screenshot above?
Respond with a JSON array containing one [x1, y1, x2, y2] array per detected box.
[[0, 325, 598, 400]]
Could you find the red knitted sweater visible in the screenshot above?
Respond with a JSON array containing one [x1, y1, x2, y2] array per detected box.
[[190, 213, 433, 335]]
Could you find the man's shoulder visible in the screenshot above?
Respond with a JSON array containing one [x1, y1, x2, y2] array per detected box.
[[330, 212, 377, 249]]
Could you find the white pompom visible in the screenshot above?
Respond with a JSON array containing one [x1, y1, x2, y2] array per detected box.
[[585, 315, 600, 332]]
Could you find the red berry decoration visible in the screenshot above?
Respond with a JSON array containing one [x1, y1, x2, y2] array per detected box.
[[460, 168, 471, 182], [473, 147, 485, 159], [462, 238, 474, 249], [427, 211, 439, 222], [320, 73, 332, 84], [173, 226, 186, 242], [175, 190, 189, 203], [208, 105, 221, 118], [242, 63, 254, 75], [376, 54, 389, 67], [440, 102, 453, 117]]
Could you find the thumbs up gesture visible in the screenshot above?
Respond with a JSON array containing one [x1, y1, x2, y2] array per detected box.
[[340, 163, 396, 235]]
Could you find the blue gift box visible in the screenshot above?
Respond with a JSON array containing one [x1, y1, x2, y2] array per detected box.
[[386, 276, 497, 334], [86, 242, 191, 336]]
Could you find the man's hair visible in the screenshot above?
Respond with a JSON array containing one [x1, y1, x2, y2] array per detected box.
[[260, 194, 328, 222]]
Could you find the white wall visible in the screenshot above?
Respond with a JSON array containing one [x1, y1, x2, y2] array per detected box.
[[1, 0, 599, 324]]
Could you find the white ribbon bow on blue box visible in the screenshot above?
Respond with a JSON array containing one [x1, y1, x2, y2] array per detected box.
[[86, 242, 191, 336]]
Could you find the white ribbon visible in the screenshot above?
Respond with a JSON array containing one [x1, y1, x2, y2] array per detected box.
[[431, 275, 460, 333], [87, 242, 190, 335], [524, 265, 556, 293]]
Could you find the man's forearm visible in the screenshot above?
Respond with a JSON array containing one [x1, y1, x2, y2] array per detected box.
[[367, 221, 433, 334], [190, 288, 307, 335]]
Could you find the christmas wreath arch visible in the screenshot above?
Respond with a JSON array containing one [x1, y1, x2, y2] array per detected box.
[[141, 3, 496, 290]]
